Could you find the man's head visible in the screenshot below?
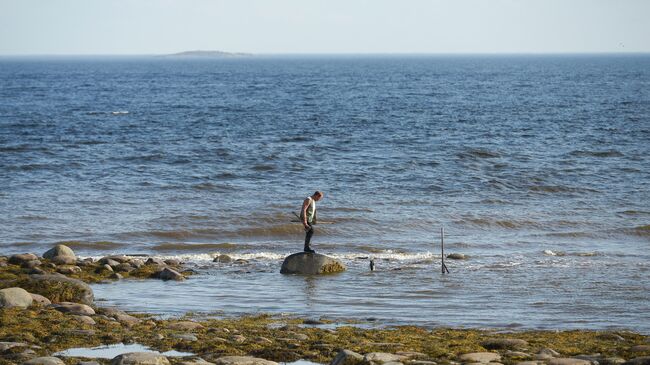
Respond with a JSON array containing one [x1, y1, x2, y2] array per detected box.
[[312, 191, 324, 201]]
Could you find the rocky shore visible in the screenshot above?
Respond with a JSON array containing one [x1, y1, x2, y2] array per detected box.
[[1, 245, 650, 365]]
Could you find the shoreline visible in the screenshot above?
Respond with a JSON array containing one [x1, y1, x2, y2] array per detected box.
[[2, 246, 650, 365]]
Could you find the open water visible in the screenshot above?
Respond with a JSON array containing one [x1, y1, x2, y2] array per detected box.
[[1, 55, 649, 332]]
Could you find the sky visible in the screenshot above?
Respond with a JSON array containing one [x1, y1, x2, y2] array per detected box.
[[0, 0, 649, 55]]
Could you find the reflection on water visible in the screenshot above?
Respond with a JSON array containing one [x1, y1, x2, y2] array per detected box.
[[54, 343, 193, 358]]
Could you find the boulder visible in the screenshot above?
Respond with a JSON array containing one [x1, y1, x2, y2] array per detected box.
[[8, 253, 38, 265], [213, 255, 232, 263], [0, 287, 33, 308], [18, 274, 93, 305], [330, 350, 367, 365], [146, 258, 166, 266], [171, 333, 198, 341], [43, 244, 76, 260], [0, 341, 28, 352], [214, 356, 278, 365], [481, 338, 529, 350], [458, 353, 501, 363], [547, 359, 591, 365], [625, 357, 650, 365], [110, 352, 171, 365], [56, 265, 82, 275], [364, 353, 407, 364], [280, 252, 346, 274], [21, 260, 42, 269], [24, 357, 66, 365], [50, 302, 95, 316], [167, 321, 204, 331], [30, 293, 52, 306], [158, 268, 184, 281], [71, 315, 96, 326], [52, 256, 77, 265], [114, 263, 134, 273], [164, 259, 181, 266], [98, 256, 129, 265]]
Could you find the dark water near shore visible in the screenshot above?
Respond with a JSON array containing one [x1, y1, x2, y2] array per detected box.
[[1, 55, 649, 331]]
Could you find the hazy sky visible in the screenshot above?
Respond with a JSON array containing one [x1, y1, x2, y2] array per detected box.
[[1, 0, 649, 55]]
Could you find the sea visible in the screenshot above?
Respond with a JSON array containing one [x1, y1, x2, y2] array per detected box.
[[1, 54, 649, 332]]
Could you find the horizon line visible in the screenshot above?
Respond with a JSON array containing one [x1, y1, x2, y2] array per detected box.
[[1, 51, 649, 57]]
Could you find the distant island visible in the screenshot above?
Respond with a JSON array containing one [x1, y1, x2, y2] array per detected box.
[[164, 50, 252, 58]]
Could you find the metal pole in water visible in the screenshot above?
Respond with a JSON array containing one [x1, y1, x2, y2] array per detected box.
[[441, 227, 449, 274]]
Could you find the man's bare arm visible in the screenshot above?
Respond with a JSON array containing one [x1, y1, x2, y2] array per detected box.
[[301, 198, 311, 228]]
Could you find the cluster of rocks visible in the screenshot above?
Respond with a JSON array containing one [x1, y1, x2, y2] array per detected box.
[[0, 244, 188, 283]]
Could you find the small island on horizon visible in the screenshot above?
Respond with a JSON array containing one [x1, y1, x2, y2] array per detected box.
[[163, 50, 252, 58]]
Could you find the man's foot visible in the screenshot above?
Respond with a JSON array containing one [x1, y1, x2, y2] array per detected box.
[[304, 247, 316, 254]]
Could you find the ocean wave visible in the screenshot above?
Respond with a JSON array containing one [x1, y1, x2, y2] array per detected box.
[[151, 242, 245, 252], [457, 217, 540, 229], [457, 148, 501, 159], [528, 185, 598, 194], [569, 149, 624, 158], [191, 182, 236, 191], [122, 223, 332, 241], [54, 240, 126, 250]]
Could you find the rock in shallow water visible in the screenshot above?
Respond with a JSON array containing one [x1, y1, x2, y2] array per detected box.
[[43, 244, 76, 260], [158, 268, 185, 281], [280, 252, 346, 275], [0, 287, 33, 308]]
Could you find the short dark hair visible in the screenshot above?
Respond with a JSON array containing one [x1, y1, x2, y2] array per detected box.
[[314, 191, 323, 197]]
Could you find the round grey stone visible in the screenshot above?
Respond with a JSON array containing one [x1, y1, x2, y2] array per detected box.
[[0, 287, 33, 308]]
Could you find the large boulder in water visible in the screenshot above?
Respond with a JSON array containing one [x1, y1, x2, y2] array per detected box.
[[43, 244, 76, 260], [280, 252, 346, 275]]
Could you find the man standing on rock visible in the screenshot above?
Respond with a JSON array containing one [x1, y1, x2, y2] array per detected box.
[[301, 191, 323, 253]]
